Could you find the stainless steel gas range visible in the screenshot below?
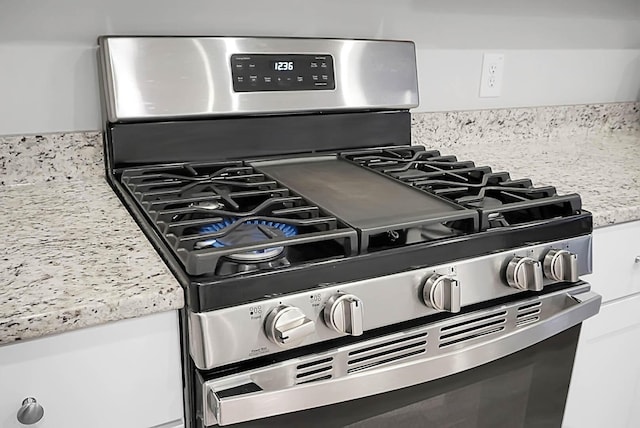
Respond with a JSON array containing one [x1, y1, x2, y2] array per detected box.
[[97, 36, 601, 428]]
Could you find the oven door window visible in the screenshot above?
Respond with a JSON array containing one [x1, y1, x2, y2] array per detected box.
[[228, 326, 580, 428]]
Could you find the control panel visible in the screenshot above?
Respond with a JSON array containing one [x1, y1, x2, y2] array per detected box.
[[189, 235, 592, 370], [231, 54, 336, 92]]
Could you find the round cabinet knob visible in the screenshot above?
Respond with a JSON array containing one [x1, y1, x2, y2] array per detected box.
[[422, 274, 461, 313], [506, 256, 544, 291], [264, 305, 315, 348], [324, 293, 364, 336], [16, 397, 44, 425], [543, 249, 579, 282]]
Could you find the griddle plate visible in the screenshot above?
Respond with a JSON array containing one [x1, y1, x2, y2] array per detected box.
[[252, 157, 475, 232]]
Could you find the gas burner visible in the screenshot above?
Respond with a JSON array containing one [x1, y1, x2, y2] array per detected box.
[[195, 219, 298, 262], [343, 146, 583, 231], [456, 194, 511, 227], [216, 255, 292, 276], [487, 212, 510, 228], [418, 223, 464, 240], [463, 196, 503, 209], [192, 200, 225, 211], [121, 161, 358, 276]]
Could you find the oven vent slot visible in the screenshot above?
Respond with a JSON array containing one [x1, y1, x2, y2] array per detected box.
[[295, 357, 334, 385], [438, 311, 507, 348], [346, 333, 427, 374], [517, 301, 542, 312], [516, 301, 543, 327]]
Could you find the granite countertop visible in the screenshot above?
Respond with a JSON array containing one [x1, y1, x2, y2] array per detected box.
[[0, 178, 184, 345], [417, 131, 640, 228]]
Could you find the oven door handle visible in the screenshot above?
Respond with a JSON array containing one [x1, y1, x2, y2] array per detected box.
[[206, 288, 601, 426]]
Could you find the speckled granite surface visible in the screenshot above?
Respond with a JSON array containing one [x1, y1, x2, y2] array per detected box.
[[0, 132, 103, 186], [0, 178, 184, 345], [411, 102, 640, 146]]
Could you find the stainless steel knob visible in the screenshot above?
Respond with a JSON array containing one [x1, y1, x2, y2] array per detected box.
[[543, 249, 579, 282], [324, 293, 364, 336], [16, 397, 44, 425], [264, 305, 315, 347], [422, 274, 461, 313], [506, 256, 544, 291]]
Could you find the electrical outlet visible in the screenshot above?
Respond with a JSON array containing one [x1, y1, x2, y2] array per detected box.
[[479, 53, 504, 98]]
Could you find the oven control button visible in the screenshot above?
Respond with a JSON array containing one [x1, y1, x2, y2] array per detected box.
[[543, 249, 579, 282], [264, 305, 315, 348], [421, 274, 461, 313], [506, 256, 544, 291], [323, 293, 364, 336]]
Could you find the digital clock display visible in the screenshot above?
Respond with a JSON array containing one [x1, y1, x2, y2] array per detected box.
[[272, 61, 294, 71], [231, 53, 334, 92]]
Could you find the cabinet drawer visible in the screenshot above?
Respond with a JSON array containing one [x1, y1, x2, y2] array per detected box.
[[0, 311, 183, 428], [583, 220, 640, 302]]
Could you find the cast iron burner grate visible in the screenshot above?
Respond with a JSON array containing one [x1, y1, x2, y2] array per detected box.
[[120, 161, 357, 276], [341, 146, 583, 230]]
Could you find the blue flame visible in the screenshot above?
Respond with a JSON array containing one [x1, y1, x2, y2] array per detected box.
[[198, 219, 298, 249]]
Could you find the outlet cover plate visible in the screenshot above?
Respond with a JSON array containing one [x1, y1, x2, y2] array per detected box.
[[479, 53, 504, 98]]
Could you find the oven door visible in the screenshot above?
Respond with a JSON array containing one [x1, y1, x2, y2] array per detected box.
[[200, 284, 601, 428]]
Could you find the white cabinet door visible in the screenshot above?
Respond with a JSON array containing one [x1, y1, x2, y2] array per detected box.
[[563, 293, 640, 428], [0, 311, 183, 428], [584, 220, 640, 302]]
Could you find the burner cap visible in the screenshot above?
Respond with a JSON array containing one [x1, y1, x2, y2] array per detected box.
[[224, 224, 286, 261], [197, 219, 298, 262], [193, 200, 224, 210]]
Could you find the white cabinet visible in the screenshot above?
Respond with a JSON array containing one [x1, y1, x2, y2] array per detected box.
[[563, 220, 640, 428], [583, 220, 640, 302], [0, 311, 183, 428]]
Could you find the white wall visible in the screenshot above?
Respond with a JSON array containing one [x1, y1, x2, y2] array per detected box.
[[1, 0, 639, 135]]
